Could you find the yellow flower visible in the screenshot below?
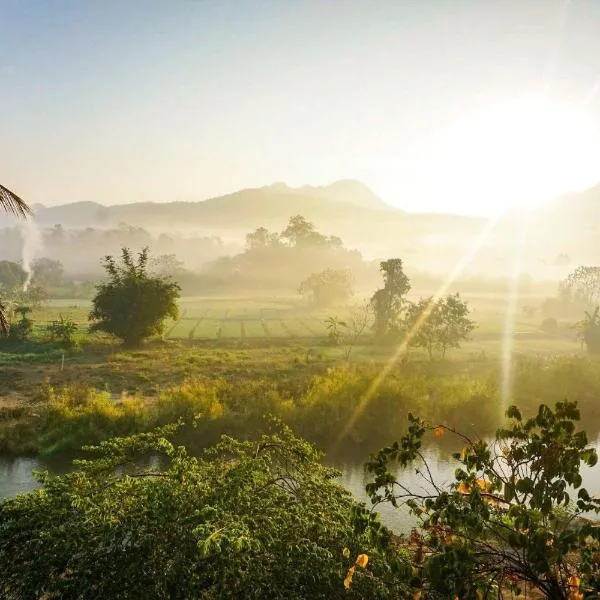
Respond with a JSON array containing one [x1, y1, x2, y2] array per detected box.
[[457, 482, 471, 494], [342, 547, 350, 558], [476, 479, 489, 492], [434, 426, 445, 438], [343, 565, 355, 589], [355, 553, 369, 568]]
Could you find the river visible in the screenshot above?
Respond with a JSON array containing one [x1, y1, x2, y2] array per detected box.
[[3, 438, 600, 532]]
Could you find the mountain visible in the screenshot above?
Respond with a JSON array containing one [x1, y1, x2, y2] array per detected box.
[[26, 180, 399, 232]]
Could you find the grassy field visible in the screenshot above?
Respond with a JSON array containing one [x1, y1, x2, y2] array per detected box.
[[0, 292, 590, 458], [30, 293, 578, 342]]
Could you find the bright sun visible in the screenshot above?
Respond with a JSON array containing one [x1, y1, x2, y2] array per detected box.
[[428, 96, 600, 215]]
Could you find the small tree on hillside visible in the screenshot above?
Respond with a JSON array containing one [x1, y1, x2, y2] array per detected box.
[[89, 247, 180, 347], [405, 293, 475, 360], [299, 269, 354, 307], [370, 259, 411, 338]]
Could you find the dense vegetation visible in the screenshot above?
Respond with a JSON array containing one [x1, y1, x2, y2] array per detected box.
[[0, 425, 406, 599]]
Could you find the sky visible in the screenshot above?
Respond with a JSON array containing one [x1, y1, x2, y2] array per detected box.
[[2, 0, 600, 215]]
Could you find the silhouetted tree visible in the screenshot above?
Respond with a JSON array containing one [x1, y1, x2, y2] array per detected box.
[[370, 259, 411, 338], [0, 184, 30, 335]]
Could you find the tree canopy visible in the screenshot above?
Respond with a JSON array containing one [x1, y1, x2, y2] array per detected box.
[[89, 247, 180, 346], [0, 425, 404, 600]]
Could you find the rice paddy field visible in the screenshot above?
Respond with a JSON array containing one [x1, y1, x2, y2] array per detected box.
[[29, 293, 580, 351]]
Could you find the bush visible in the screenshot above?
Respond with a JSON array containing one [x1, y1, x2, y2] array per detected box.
[[46, 314, 79, 347], [0, 426, 407, 599], [540, 316, 559, 334], [89, 247, 180, 347], [365, 401, 600, 598], [7, 305, 33, 341]]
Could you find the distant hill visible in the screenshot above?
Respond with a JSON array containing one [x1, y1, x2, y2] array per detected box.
[[24, 180, 400, 232], [3, 178, 600, 278]]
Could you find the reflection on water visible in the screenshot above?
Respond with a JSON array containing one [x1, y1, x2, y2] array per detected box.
[[3, 438, 600, 533]]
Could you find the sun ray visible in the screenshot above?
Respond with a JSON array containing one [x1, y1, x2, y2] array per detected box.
[[500, 213, 528, 413], [333, 214, 501, 449]]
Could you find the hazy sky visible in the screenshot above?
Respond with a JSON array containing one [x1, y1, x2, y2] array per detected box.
[[2, 0, 600, 215]]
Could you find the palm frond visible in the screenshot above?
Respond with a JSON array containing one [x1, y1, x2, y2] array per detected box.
[[0, 183, 31, 217], [0, 301, 8, 336]]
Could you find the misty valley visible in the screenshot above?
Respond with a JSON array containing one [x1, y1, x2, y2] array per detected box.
[[2, 187, 600, 598]]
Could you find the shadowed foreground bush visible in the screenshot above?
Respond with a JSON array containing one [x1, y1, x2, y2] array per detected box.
[[0, 425, 408, 600]]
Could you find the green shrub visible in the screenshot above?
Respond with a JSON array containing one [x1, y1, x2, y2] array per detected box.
[[0, 426, 407, 599], [365, 400, 600, 598]]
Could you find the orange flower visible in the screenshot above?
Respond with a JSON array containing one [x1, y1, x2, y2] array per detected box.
[[412, 591, 422, 600], [434, 426, 445, 438], [343, 565, 355, 589], [457, 482, 471, 494], [355, 554, 369, 568], [567, 576, 583, 600], [476, 479, 489, 491]]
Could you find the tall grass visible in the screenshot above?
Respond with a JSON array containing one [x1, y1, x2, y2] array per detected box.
[[2, 356, 600, 457]]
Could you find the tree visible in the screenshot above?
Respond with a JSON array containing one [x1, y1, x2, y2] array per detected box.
[[370, 259, 411, 338], [562, 266, 600, 309], [576, 307, 600, 355], [32, 257, 64, 287], [0, 425, 403, 599], [149, 254, 186, 278], [299, 269, 354, 307], [245, 226, 279, 251], [0, 260, 26, 291], [405, 293, 476, 360], [0, 184, 30, 335], [342, 302, 373, 360], [281, 215, 327, 247], [89, 247, 180, 347], [365, 401, 600, 598]]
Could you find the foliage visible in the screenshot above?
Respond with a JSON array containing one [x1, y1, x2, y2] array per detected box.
[[342, 302, 373, 360], [299, 269, 354, 307], [540, 316, 559, 334], [0, 425, 405, 599], [46, 314, 79, 347], [7, 305, 33, 342], [365, 400, 600, 598], [0, 260, 26, 291], [576, 307, 600, 355], [245, 226, 280, 250], [32, 257, 64, 288], [0, 182, 30, 216], [89, 247, 180, 346], [324, 315, 347, 346], [563, 266, 600, 309], [405, 293, 476, 360], [370, 259, 411, 338]]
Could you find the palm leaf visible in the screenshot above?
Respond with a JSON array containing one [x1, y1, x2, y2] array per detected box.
[[0, 183, 31, 217], [0, 301, 8, 336]]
